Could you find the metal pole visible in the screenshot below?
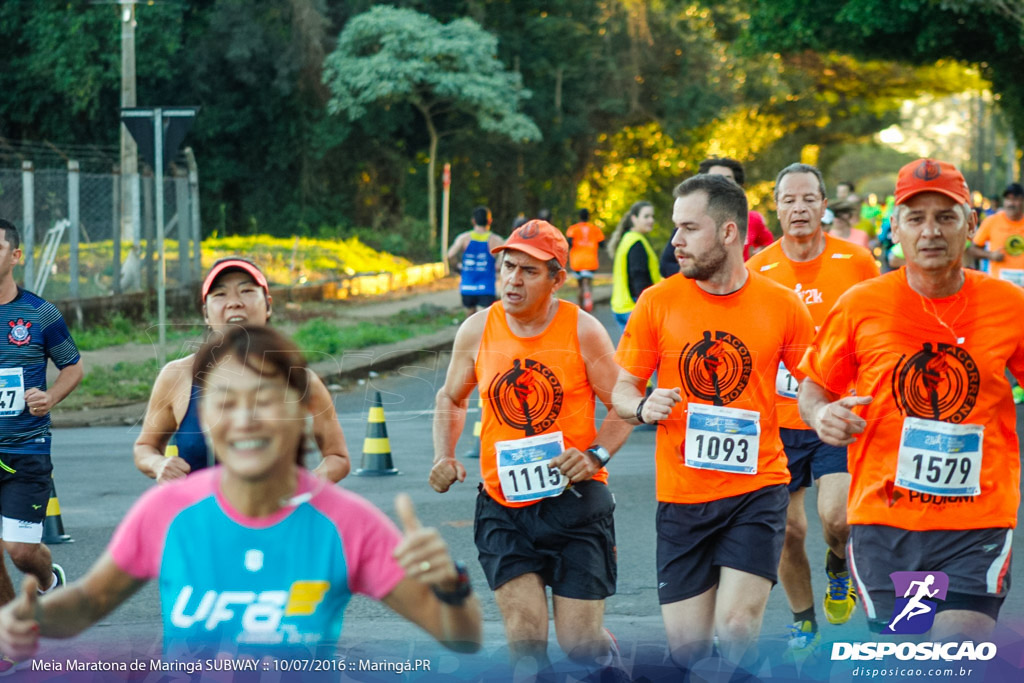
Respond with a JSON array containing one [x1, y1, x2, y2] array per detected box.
[[174, 169, 189, 285], [120, 0, 139, 243], [185, 147, 201, 280], [441, 162, 451, 272], [68, 160, 80, 300], [112, 165, 121, 294], [143, 170, 155, 293], [154, 108, 166, 367], [21, 161, 34, 289]]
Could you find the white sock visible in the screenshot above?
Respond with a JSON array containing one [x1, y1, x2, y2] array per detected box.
[[36, 571, 58, 595]]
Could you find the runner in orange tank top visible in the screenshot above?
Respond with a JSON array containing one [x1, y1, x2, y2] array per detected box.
[[613, 174, 814, 670], [799, 158, 1024, 640], [431, 220, 632, 674], [747, 163, 879, 655]]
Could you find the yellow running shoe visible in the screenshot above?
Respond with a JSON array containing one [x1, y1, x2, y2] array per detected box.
[[824, 550, 857, 624], [783, 620, 820, 663]]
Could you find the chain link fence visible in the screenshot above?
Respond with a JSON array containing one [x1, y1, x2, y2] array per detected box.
[[0, 163, 200, 301]]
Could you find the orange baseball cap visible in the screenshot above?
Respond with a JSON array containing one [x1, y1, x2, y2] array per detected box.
[[492, 220, 568, 268], [201, 257, 270, 301], [894, 159, 971, 205]]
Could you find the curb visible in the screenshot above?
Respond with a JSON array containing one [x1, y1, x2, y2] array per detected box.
[[51, 285, 613, 429]]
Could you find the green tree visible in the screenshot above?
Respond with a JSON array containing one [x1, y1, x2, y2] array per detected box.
[[744, 0, 1024, 149], [323, 5, 541, 243]]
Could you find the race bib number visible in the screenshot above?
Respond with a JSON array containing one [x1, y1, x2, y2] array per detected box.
[[775, 361, 798, 399], [998, 269, 1024, 287], [0, 368, 26, 417], [895, 417, 983, 497], [684, 403, 760, 475], [496, 431, 567, 503]]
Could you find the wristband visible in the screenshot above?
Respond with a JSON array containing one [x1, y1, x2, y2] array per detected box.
[[431, 561, 472, 606], [635, 397, 648, 424]]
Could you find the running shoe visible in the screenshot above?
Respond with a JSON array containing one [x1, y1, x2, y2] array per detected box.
[[1013, 385, 1024, 405], [783, 620, 820, 662], [51, 563, 66, 590], [582, 292, 594, 313], [824, 551, 857, 624]]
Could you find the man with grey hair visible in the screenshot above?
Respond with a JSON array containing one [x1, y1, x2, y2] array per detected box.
[[799, 159, 1024, 639], [614, 174, 814, 670], [748, 163, 878, 658]]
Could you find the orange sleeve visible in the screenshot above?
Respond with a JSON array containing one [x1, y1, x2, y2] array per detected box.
[[566, 224, 578, 240], [614, 293, 659, 380], [798, 300, 856, 396], [973, 219, 991, 247], [781, 297, 815, 383]]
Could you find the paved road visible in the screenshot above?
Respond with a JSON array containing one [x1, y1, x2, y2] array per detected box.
[[25, 304, 1024, 680]]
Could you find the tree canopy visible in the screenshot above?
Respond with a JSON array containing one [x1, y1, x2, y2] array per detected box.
[[323, 6, 541, 240], [0, 1, 1002, 252]]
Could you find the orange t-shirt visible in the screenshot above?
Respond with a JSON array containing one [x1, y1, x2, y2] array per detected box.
[[615, 271, 815, 504], [799, 268, 1024, 530], [747, 234, 879, 429], [566, 222, 604, 272], [973, 212, 1024, 283], [475, 300, 606, 507]]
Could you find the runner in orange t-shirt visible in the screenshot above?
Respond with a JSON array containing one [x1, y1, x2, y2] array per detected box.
[[613, 174, 814, 669], [747, 163, 879, 655], [968, 182, 1024, 284], [431, 220, 631, 673], [566, 208, 604, 312], [799, 158, 1024, 640]]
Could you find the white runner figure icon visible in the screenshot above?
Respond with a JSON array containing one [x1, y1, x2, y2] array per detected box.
[[889, 574, 940, 630]]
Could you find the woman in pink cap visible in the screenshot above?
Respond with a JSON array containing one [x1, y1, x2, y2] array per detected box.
[[132, 257, 350, 483]]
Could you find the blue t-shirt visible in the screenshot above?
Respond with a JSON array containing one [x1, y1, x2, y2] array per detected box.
[[0, 288, 80, 453], [460, 232, 497, 295]]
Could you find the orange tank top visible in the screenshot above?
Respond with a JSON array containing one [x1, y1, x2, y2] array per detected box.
[[475, 299, 606, 507]]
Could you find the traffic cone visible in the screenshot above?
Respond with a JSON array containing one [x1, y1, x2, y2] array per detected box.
[[464, 395, 483, 459], [355, 391, 399, 476], [42, 477, 72, 544]]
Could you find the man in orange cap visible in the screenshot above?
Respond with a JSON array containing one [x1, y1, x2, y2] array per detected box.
[[799, 159, 1024, 639], [431, 220, 632, 675]]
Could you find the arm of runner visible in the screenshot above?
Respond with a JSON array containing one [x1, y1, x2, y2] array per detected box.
[[447, 233, 468, 271], [382, 494, 482, 653], [550, 313, 634, 482], [24, 359, 83, 416], [307, 372, 351, 482], [430, 314, 485, 493], [133, 360, 192, 483], [0, 553, 146, 659], [612, 368, 681, 425], [798, 378, 871, 447]]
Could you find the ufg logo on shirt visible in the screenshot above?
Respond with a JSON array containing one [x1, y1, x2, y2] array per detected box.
[[884, 571, 948, 635], [170, 581, 330, 644]]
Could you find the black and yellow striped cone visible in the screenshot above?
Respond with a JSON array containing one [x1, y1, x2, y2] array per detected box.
[[464, 395, 483, 459], [41, 477, 72, 544], [355, 391, 399, 476]]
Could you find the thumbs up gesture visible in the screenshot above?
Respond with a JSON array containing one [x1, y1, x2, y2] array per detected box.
[[392, 493, 458, 589], [0, 577, 41, 660]]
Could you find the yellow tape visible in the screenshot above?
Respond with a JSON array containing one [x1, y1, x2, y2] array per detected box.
[[362, 437, 391, 454]]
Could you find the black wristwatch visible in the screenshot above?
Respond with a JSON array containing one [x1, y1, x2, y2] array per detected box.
[[432, 561, 472, 606], [586, 445, 611, 467]]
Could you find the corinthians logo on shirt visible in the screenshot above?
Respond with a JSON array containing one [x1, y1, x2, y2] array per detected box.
[[892, 342, 979, 423], [678, 331, 752, 406], [488, 358, 563, 436]]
